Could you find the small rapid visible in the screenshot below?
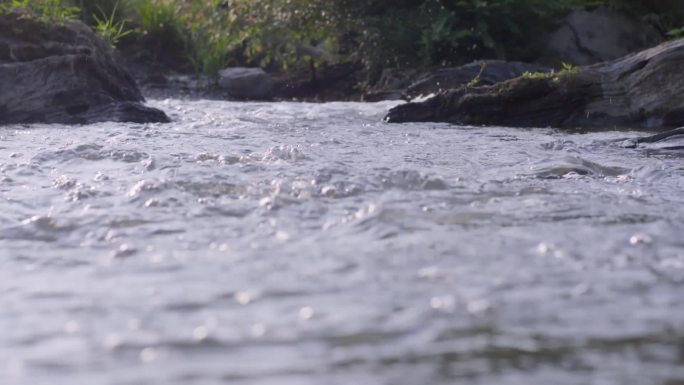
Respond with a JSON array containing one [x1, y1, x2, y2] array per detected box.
[[0, 99, 683, 385]]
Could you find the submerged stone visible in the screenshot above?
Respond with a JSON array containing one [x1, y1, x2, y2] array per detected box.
[[0, 12, 169, 125]]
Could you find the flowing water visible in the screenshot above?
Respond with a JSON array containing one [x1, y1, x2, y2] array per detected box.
[[1, 99, 683, 385]]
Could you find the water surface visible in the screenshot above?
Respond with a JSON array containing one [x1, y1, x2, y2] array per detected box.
[[1, 100, 683, 385]]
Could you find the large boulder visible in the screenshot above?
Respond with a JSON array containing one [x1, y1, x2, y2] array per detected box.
[[541, 6, 662, 66], [385, 38, 684, 130], [218, 67, 274, 100], [0, 12, 169, 125]]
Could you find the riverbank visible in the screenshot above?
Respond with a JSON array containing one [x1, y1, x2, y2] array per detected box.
[[3, 0, 683, 103], [5, 0, 684, 131]]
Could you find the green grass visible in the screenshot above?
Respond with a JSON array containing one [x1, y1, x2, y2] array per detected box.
[[92, 0, 132, 47]]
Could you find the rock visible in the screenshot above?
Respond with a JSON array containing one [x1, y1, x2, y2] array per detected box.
[[541, 6, 662, 66], [218, 67, 274, 100], [272, 62, 364, 101], [362, 62, 550, 102], [362, 68, 418, 101], [0, 12, 169, 125], [362, 90, 407, 102], [404, 61, 552, 100], [385, 38, 684, 129], [631, 127, 684, 149]]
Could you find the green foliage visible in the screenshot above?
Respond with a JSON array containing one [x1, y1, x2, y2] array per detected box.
[[338, 0, 575, 81], [1, 0, 79, 22], [92, 0, 132, 47], [71, 0, 124, 25], [570, 0, 684, 34], [123, 0, 186, 67], [667, 26, 684, 39], [134, 0, 178, 38], [4, 0, 684, 81], [522, 62, 578, 81]]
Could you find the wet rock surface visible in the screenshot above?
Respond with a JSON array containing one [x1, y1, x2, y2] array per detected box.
[[386, 38, 684, 130], [0, 13, 169, 125]]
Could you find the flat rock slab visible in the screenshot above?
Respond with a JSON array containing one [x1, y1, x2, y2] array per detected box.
[[386, 38, 684, 130], [0, 13, 168, 125]]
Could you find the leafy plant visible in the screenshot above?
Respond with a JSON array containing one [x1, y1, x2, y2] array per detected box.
[[667, 26, 684, 39], [92, 0, 132, 47], [125, 0, 187, 66]]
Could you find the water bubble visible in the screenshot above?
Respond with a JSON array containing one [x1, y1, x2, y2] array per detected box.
[[139, 348, 158, 363], [571, 283, 590, 297], [113, 244, 137, 258], [299, 307, 314, 320], [417, 266, 445, 280], [430, 295, 455, 311], [629, 233, 653, 245], [536, 242, 551, 255], [250, 324, 266, 338], [64, 320, 80, 334], [127, 319, 141, 331], [234, 291, 252, 305], [275, 231, 290, 241], [104, 334, 122, 349], [193, 326, 209, 341], [467, 299, 490, 315]]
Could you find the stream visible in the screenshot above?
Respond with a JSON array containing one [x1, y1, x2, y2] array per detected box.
[[1, 99, 683, 385]]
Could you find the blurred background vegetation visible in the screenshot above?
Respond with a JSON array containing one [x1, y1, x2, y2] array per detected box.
[[2, 0, 684, 83]]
